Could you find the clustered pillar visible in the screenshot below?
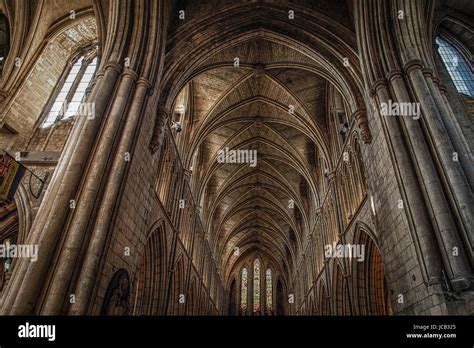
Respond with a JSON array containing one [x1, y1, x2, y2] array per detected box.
[[0, 0, 171, 315]]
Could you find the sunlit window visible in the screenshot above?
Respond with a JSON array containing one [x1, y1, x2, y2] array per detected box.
[[65, 57, 97, 118], [253, 259, 261, 313], [240, 268, 248, 313], [266, 268, 272, 313], [436, 37, 474, 97], [41, 56, 97, 128]]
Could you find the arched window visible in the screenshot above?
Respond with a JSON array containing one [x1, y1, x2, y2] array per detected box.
[[240, 268, 248, 313], [436, 36, 474, 97], [41, 55, 98, 128], [253, 259, 261, 313], [265, 268, 272, 314], [0, 14, 10, 76]]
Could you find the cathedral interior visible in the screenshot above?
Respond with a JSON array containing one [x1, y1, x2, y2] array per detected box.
[[0, 0, 473, 316]]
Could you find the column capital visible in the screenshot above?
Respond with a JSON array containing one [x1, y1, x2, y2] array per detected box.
[[422, 68, 434, 78], [371, 78, 388, 94], [403, 59, 424, 75], [121, 68, 139, 81], [103, 61, 123, 75], [386, 70, 404, 83], [136, 77, 153, 93]]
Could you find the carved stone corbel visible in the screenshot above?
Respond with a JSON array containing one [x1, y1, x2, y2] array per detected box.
[[353, 109, 372, 144], [149, 106, 170, 154]]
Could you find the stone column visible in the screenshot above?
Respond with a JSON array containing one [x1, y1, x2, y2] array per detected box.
[[331, 171, 354, 315], [406, 64, 473, 258], [321, 176, 334, 315], [388, 68, 472, 288], [62, 77, 152, 315], [0, 70, 103, 311], [427, 62, 474, 188], [3, 0, 171, 315], [371, 79, 446, 285], [3, 62, 121, 315], [60, 0, 170, 315], [42, 69, 138, 315], [164, 226, 180, 315], [354, 0, 472, 296], [391, 0, 473, 280]]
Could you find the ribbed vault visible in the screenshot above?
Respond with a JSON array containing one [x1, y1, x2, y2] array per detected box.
[[169, 45, 334, 286], [160, 0, 369, 292]]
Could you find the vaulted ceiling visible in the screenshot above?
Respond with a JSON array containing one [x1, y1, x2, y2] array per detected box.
[[2, 0, 358, 287], [170, 35, 338, 285]]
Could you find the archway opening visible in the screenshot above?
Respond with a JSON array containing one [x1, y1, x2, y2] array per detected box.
[[352, 228, 392, 315]]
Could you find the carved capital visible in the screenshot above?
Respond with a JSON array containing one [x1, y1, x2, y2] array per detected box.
[[136, 77, 152, 92], [422, 67, 434, 78], [386, 70, 403, 83], [403, 59, 424, 75], [371, 78, 388, 94]]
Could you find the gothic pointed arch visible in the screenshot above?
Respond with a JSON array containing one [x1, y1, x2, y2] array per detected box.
[[0, 0, 472, 319], [168, 254, 187, 315], [351, 223, 392, 315], [332, 261, 350, 315], [134, 221, 168, 315]]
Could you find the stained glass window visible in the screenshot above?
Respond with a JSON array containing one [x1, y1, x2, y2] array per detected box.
[[266, 268, 272, 313], [240, 268, 248, 313], [436, 37, 474, 97], [42, 56, 98, 128], [253, 259, 260, 313], [2, 238, 12, 271]]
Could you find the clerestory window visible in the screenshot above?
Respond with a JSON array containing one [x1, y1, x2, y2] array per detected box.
[[41, 55, 98, 128], [436, 36, 474, 97]]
